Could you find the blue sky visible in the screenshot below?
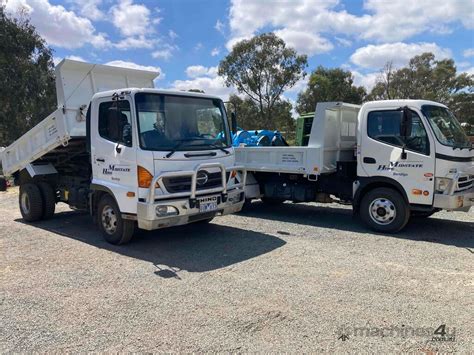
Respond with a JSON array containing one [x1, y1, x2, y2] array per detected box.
[[3, 0, 474, 102]]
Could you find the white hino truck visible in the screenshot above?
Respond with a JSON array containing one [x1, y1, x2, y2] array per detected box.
[[237, 101, 474, 232], [0, 59, 246, 244]]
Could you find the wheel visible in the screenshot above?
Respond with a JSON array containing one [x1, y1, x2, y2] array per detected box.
[[97, 195, 135, 245], [0, 177, 7, 192], [360, 187, 410, 233], [19, 183, 44, 222], [261, 197, 285, 205], [37, 182, 56, 219]]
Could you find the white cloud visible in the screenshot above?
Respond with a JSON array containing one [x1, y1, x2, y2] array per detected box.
[[464, 67, 474, 76], [194, 42, 203, 51], [66, 55, 86, 62], [274, 28, 333, 56], [171, 65, 235, 99], [171, 77, 235, 100], [152, 48, 174, 60], [4, 0, 110, 49], [115, 36, 156, 50], [215, 19, 225, 34], [151, 42, 178, 60], [464, 49, 474, 58], [105, 60, 164, 79], [69, 0, 103, 21], [350, 42, 452, 70], [185, 65, 218, 79], [211, 47, 220, 57], [351, 71, 379, 91], [168, 30, 178, 40], [226, 0, 473, 53], [335, 37, 352, 47], [110, 0, 152, 37]]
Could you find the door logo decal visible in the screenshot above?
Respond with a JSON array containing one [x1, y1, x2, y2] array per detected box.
[[377, 161, 423, 171], [103, 164, 131, 175]]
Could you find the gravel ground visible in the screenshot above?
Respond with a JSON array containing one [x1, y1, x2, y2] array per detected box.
[[1, 187, 473, 352]]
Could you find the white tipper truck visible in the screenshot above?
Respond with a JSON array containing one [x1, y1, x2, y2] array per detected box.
[[237, 101, 474, 233], [0, 59, 246, 244]]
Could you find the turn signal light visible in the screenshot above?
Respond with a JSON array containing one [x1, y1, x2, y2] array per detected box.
[[138, 165, 153, 188], [412, 189, 422, 195]]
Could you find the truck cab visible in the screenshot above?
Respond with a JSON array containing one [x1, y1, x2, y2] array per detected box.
[[237, 100, 473, 233], [1, 60, 246, 244], [356, 100, 473, 229]]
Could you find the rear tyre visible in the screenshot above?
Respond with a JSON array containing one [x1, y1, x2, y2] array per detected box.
[[360, 187, 410, 233], [37, 182, 56, 219], [261, 197, 285, 205], [0, 177, 7, 192], [19, 183, 44, 222], [97, 195, 135, 245]]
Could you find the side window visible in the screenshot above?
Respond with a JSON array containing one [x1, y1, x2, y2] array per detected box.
[[98, 100, 132, 146], [367, 110, 430, 155]]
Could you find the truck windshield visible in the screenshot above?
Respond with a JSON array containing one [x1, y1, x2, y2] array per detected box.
[[135, 93, 231, 151], [421, 105, 471, 149]]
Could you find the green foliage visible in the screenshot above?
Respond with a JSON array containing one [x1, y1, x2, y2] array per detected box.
[[296, 66, 366, 114], [227, 94, 295, 141], [368, 53, 474, 124], [0, 6, 56, 146], [218, 33, 307, 128]]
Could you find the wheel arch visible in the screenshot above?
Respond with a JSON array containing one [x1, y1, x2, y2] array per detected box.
[[354, 176, 409, 214], [90, 183, 120, 217]]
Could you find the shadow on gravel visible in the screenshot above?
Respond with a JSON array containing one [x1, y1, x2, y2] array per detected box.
[[240, 201, 474, 249], [16, 211, 286, 277]]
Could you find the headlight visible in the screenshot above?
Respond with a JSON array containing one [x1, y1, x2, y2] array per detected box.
[[435, 178, 452, 193], [156, 205, 179, 217]]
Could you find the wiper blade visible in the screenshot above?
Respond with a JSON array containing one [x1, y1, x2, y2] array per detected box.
[[165, 139, 198, 158], [208, 143, 230, 154]]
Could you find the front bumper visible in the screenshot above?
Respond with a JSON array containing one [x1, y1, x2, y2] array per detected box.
[[433, 187, 474, 211], [137, 162, 246, 230]]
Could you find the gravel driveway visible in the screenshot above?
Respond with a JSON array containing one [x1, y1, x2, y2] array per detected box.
[[1, 187, 473, 352]]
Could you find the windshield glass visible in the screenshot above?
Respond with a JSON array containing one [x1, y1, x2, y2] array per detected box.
[[135, 93, 231, 151], [421, 105, 471, 149]]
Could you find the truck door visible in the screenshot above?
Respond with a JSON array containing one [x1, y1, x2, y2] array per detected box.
[[91, 97, 137, 212], [359, 108, 435, 205]]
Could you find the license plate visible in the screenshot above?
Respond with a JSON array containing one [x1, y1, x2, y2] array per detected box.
[[198, 197, 218, 213]]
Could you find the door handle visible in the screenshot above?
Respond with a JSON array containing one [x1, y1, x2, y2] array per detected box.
[[363, 157, 376, 164], [96, 158, 105, 163], [115, 144, 122, 154]]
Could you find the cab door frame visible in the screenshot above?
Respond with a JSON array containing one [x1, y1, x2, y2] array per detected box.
[[357, 105, 436, 206]]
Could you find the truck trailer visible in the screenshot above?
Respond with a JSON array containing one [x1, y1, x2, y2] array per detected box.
[[0, 59, 246, 244], [238, 101, 474, 233]]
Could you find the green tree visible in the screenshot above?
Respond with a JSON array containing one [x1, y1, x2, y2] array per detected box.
[[218, 33, 307, 128], [368, 52, 474, 124], [0, 6, 56, 146], [296, 66, 366, 114], [228, 94, 295, 141]]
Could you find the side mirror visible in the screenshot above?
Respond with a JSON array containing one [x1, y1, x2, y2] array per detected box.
[[400, 106, 412, 138], [231, 111, 238, 134]]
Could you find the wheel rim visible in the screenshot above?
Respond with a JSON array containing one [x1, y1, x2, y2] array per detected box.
[[101, 205, 118, 235], [21, 192, 30, 214], [369, 198, 396, 225]]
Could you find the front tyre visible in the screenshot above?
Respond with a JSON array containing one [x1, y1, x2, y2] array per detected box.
[[360, 187, 410, 233], [19, 183, 44, 222], [97, 195, 135, 245]]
